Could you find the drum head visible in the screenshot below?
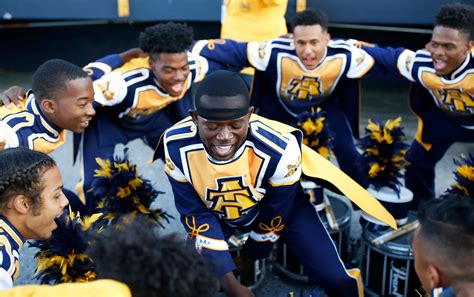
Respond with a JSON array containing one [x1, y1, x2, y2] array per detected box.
[[361, 211, 422, 296], [320, 190, 352, 232], [363, 211, 418, 257]]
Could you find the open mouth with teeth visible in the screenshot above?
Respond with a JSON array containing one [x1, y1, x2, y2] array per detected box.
[[211, 144, 235, 160], [169, 82, 184, 96], [433, 58, 447, 71], [302, 58, 317, 68], [80, 120, 90, 129]]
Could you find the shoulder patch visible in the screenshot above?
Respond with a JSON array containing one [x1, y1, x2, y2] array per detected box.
[[328, 40, 352, 52], [164, 120, 197, 143], [249, 120, 289, 155]]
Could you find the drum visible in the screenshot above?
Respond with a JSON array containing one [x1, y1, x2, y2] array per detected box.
[[273, 189, 352, 282], [361, 212, 422, 297], [228, 232, 266, 291]]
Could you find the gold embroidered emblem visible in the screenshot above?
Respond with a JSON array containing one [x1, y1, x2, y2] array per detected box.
[[185, 216, 210, 239], [258, 216, 285, 233], [285, 155, 302, 178], [83, 68, 94, 75], [287, 76, 322, 100], [438, 88, 474, 114], [206, 177, 256, 220], [258, 42, 267, 59], [207, 39, 227, 51], [355, 52, 366, 65], [97, 81, 115, 100]]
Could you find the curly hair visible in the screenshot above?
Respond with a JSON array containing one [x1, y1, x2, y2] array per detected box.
[[0, 147, 56, 214], [87, 216, 218, 297], [32, 59, 88, 102], [435, 3, 474, 40], [292, 9, 329, 33], [138, 22, 194, 56], [417, 193, 474, 282]]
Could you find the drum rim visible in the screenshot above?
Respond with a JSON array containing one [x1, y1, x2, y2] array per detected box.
[[321, 189, 353, 230], [361, 235, 414, 258]]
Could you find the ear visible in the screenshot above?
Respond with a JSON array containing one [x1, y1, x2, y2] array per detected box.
[[326, 32, 331, 42], [427, 264, 441, 290], [41, 98, 56, 114], [9, 195, 30, 214], [148, 57, 155, 68], [248, 106, 255, 117], [189, 110, 199, 122], [148, 53, 159, 68], [467, 40, 473, 53]]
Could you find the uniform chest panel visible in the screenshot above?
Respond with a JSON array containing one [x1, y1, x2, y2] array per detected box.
[[186, 148, 265, 220], [279, 56, 344, 102], [125, 77, 190, 118], [421, 71, 474, 115]]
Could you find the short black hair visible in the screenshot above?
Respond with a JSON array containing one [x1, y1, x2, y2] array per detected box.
[[0, 147, 56, 214], [417, 193, 474, 282], [88, 216, 218, 297], [194, 70, 250, 120], [32, 59, 88, 102], [435, 2, 474, 40], [139, 22, 194, 56], [292, 9, 329, 33]]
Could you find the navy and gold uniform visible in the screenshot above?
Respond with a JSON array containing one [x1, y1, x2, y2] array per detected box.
[[365, 46, 474, 207], [163, 114, 378, 296], [3, 280, 131, 296], [0, 53, 124, 155], [0, 216, 24, 290], [0, 93, 66, 154], [432, 287, 454, 297], [192, 38, 377, 186], [77, 52, 223, 210]]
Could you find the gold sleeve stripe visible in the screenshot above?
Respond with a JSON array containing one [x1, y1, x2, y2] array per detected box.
[[85, 62, 113, 75], [164, 166, 188, 183], [268, 178, 299, 187], [0, 221, 22, 247]]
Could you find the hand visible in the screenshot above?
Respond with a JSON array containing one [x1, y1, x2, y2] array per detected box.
[[234, 255, 255, 278], [118, 48, 146, 63], [0, 86, 25, 109], [220, 272, 255, 297]]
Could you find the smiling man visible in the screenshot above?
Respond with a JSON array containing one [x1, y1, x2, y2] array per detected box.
[[74, 22, 229, 212], [0, 59, 95, 154], [192, 9, 380, 187], [0, 148, 69, 290], [363, 3, 474, 209], [161, 70, 380, 297]]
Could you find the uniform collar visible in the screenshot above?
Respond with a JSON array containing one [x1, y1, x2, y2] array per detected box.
[[444, 53, 471, 81], [0, 215, 25, 248], [27, 92, 63, 136]]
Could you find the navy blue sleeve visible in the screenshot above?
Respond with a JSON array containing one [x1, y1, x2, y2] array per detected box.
[[168, 177, 236, 277], [241, 182, 300, 259], [362, 45, 408, 79], [192, 39, 252, 69], [84, 54, 124, 81]]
